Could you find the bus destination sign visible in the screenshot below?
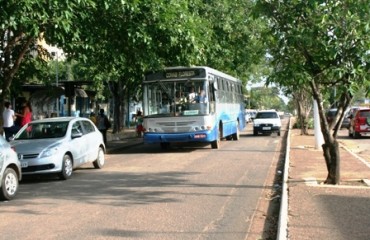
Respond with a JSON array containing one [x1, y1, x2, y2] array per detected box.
[[165, 70, 197, 79]]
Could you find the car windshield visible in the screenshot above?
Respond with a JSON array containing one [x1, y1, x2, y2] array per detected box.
[[256, 112, 278, 119], [15, 121, 69, 140]]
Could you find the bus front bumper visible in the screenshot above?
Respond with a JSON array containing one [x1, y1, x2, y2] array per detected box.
[[143, 131, 216, 144]]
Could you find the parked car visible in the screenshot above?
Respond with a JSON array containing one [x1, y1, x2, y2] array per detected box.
[[252, 110, 282, 136], [325, 108, 351, 129], [11, 117, 105, 180], [0, 135, 22, 200], [341, 111, 351, 129], [326, 108, 337, 126], [348, 108, 370, 138]]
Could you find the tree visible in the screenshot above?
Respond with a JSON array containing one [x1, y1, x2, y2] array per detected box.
[[1, 0, 267, 135], [291, 86, 312, 135], [0, 0, 96, 112], [65, 0, 209, 132], [250, 86, 286, 110], [256, 0, 370, 184], [69, 0, 266, 132]]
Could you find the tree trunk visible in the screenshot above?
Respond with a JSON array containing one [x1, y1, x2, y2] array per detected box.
[[310, 80, 341, 184], [295, 97, 309, 135], [108, 81, 122, 134], [322, 140, 340, 184]]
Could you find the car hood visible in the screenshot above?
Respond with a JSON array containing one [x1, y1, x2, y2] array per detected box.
[[11, 138, 64, 154]]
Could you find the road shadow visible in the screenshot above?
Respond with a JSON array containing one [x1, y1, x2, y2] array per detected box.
[[10, 169, 269, 210]]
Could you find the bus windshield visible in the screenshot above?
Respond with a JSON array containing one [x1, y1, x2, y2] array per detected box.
[[144, 80, 212, 117]]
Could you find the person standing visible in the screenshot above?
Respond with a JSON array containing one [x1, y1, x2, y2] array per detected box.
[[15, 101, 32, 128], [136, 109, 144, 137], [2, 102, 16, 141], [96, 109, 110, 145]]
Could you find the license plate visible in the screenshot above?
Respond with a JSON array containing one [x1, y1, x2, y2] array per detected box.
[[21, 162, 28, 168], [262, 127, 271, 130]]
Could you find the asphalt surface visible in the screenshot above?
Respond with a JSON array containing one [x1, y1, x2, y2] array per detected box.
[[107, 126, 370, 240]]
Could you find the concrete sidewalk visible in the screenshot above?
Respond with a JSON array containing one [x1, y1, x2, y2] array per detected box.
[[286, 129, 370, 240], [105, 128, 143, 153]]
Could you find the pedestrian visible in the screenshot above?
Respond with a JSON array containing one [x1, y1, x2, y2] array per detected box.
[[136, 110, 144, 137], [96, 109, 111, 144], [15, 101, 32, 128], [89, 112, 97, 125], [2, 101, 17, 141]]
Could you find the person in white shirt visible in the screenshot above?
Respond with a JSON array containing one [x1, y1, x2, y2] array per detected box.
[[188, 87, 196, 103], [2, 101, 16, 141]]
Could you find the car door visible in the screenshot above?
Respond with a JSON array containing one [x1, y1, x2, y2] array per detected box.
[[80, 120, 99, 162], [70, 120, 88, 166]]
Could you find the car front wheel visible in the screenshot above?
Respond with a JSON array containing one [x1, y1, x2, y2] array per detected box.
[[0, 168, 19, 201], [59, 154, 73, 180]]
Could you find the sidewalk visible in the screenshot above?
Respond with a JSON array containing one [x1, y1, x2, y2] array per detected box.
[[287, 129, 370, 240], [105, 128, 143, 153]]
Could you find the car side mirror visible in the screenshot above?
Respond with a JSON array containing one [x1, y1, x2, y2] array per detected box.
[[71, 132, 83, 139]]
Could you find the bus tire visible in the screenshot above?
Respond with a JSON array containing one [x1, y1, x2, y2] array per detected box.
[[211, 126, 221, 149], [211, 140, 219, 149], [232, 127, 240, 140], [160, 142, 170, 150]]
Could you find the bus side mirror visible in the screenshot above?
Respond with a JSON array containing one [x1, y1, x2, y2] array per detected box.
[[213, 82, 218, 90]]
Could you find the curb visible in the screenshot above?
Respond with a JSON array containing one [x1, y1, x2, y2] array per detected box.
[[277, 118, 292, 240]]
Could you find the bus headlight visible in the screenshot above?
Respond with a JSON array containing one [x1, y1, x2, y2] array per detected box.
[[193, 125, 209, 131]]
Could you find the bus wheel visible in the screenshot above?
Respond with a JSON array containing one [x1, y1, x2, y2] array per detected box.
[[211, 139, 219, 149], [160, 142, 170, 150], [211, 127, 221, 149], [232, 127, 240, 140]]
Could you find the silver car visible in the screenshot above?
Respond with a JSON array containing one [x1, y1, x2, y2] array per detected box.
[[0, 135, 22, 200], [11, 117, 105, 180]]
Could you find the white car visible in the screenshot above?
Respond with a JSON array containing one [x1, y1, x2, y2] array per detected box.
[[11, 117, 105, 180], [253, 110, 282, 136], [0, 135, 22, 200]]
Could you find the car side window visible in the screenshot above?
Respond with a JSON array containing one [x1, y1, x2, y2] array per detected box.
[[81, 120, 95, 134], [72, 122, 83, 135]]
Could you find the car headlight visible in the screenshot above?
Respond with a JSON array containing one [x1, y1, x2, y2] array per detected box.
[[254, 123, 260, 127], [40, 146, 60, 158]]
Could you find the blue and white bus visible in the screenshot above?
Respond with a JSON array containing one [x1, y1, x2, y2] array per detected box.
[[142, 66, 246, 149]]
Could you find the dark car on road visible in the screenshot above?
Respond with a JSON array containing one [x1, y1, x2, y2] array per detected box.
[[326, 108, 350, 129]]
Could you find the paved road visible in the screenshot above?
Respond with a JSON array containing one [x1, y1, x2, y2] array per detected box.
[[337, 128, 370, 164], [0, 121, 288, 240]]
